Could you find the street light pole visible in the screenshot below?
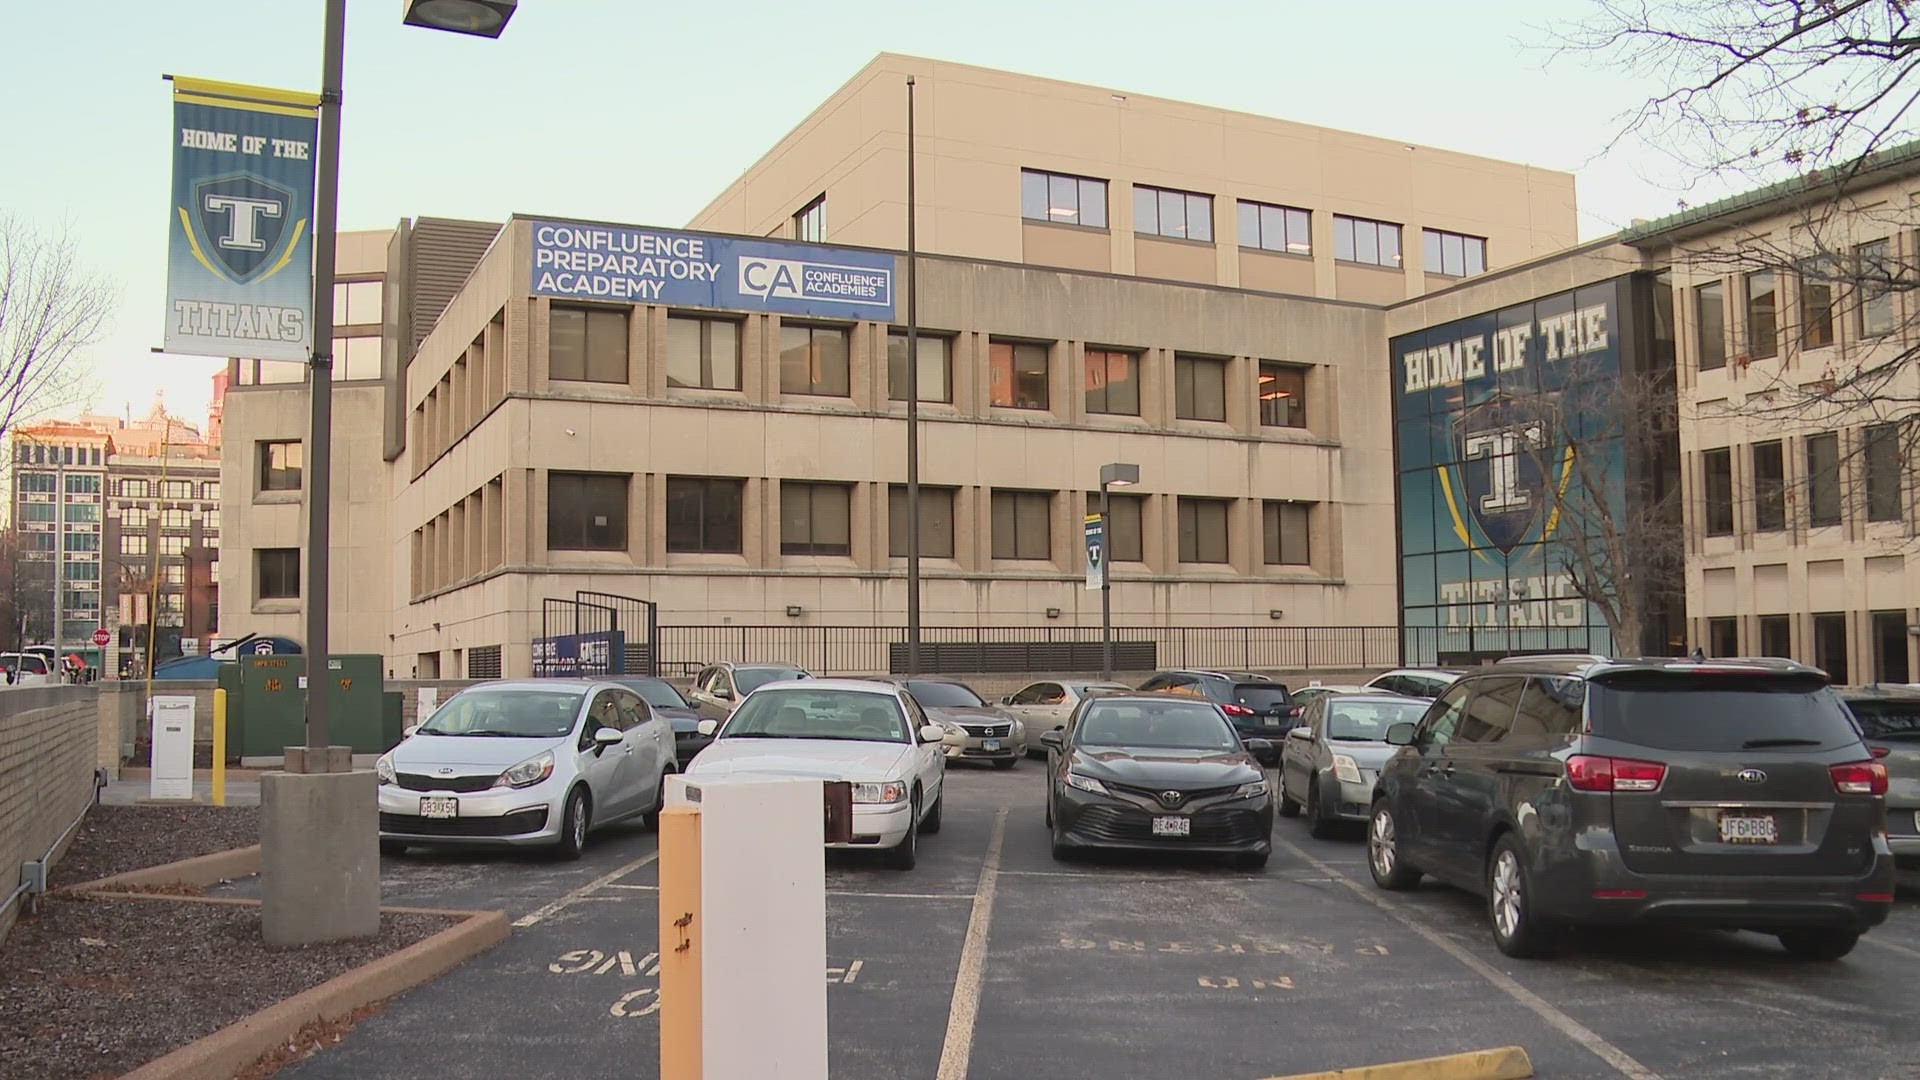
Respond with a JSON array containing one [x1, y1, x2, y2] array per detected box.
[[304, 0, 345, 755], [1097, 462, 1138, 681], [904, 74, 922, 677]]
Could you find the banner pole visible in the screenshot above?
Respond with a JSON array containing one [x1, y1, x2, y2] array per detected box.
[[303, 0, 345, 757]]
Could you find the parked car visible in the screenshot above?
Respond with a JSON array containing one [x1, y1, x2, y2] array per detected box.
[[687, 662, 811, 723], [613, 676, 709, 764], [1288, 684, 1378, 712], [375, 679, 675, 859], [687, 679, 946, 870], [1137, 669, 1294, 764], [1367, 657, 1894, 960], [1040, 694, 1274, 868], [1837, 684, 1920, 873], [1363, 668, 1462, 699], [1279, 693, 1432, 838], [1002, 679, 1132, 757], [879, 677, 1026, 768], [0, 652, 56, 687]]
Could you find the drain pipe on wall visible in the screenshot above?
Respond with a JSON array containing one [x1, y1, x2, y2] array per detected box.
[[2, 768, 108, 923]]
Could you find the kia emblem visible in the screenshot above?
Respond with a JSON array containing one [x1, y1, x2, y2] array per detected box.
[[437, 767, 455, 776], [1736, 769, 1767, 784]]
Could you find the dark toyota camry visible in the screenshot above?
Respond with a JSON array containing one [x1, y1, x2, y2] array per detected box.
[[1040, 695, 1274, 869]]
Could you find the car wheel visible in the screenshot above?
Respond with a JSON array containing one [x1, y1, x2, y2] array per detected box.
[[919, 788, 943, 834], [1044, 788, 1054, 827], [1276, 770, 1301, 818], [1049, 828, 1075, 862], [1234, 851, 1270, 871], [556, 788, 590, 862], [1306, 783, 1338, 840], [642, 769, 671, 831], [992, 757, 1017, 771], [379, 838, 408, 859], [885, 796, 919, 870], [1367, 801, 1422, 890], [1778, 928, 1860, 961], [1488, 835, 1553, 958]]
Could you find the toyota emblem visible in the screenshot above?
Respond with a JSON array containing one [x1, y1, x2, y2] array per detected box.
[[1158, 790, 1184, 807], [1736, 769, 1767, 784]]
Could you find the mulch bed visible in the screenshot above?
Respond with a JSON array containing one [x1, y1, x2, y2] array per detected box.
[[0, 894, 449, 1080], [49, 805, 260, 890]]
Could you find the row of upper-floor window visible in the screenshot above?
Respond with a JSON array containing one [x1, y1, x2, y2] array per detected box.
[[231, 334, 382, 386], [116, 506, 219, 532], [545, 306, 1312, 428], [16, 472, 103, 494], [1691, 238, 1904, 370], [13, 444, 104, 466], [1698, 424, 1903, 536], [115, 478, 219, 500], [1017, 169, 1488, 277], [1702, 610, 1907, 686]]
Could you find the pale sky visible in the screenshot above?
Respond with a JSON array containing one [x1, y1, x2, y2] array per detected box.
[[4, 0, 1742, 430]]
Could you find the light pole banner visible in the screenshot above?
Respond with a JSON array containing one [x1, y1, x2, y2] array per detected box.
[[1084, 514, 1105, 591], [165, 76, 320, 362]]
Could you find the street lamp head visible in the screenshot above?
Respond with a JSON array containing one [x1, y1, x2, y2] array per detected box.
[[1099, 462, 1140, 489], [403, 0, 516, 37]]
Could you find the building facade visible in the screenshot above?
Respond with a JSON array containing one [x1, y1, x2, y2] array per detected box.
[[9, 423, 112, 657]]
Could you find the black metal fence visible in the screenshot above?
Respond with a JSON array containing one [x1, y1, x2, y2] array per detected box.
[[654, 625, 1407, 677]]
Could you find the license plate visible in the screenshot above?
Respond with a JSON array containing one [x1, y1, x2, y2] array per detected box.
[[419, 797, 458, 819], [982, 739, 1001, 751], [1152, 816, 1190, 837], [1718, 813, 1776, 844]]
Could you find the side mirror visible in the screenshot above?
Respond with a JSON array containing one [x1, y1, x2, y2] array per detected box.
[[1244, 738, 1274, 754], [697, 719, 719, 737], [593, 727, 624, 746], [714, 687, 734, 701], [1002, 695, 1015, 705], [1039, 730, 1065, 750], [919, 724, 948, 744], [1287, 727, 1312, 741], [1386, 722, 1416, 747], [402, 724, 420, 738]]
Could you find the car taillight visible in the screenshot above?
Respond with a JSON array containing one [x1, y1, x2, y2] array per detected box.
[[1566, 755, 1667, 793], [1223, 703, 1255, 717], [1870, 746, 1891, 759], [1830, 761, 1888, 796]]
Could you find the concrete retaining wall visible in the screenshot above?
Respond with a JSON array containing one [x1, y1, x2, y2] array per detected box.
[[0, 686, 102, 942]]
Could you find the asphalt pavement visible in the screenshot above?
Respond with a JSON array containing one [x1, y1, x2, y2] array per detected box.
[[215, 765, 1920, 1080]]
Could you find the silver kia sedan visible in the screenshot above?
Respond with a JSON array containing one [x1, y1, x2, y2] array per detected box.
[[1278, 692, 1432, 838], [376, 679, 675, 859]]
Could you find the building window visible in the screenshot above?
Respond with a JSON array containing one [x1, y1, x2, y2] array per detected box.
[[1174, 354, 1227, 421], [1703, 447, 1734, 536], [666, 315, 742, 391], [68, 504, 99, 524], [1263, 501, 1311, 566], [1333, 215, 1402, 268], [665, 477, 744, 554], [66, 532, 98, 552], [793, 194, 826, 243], [333, 335, 381, 381], [888, 486, 956, 559], [1805, 433, 1841, 527], [1236, 202, 1311, 255], [1020, 170, 1107, 228], [1857, 239, 1895, 337], [1866, 423, 1903, 522], [1707, 617, 1739, 658], [161, 508, 191, 532], [1178, 497, 1230, 564], [549, 305, 629, 383], [120, 479, 148, 498], [203, 481, 220, 501], [259, 441, 302, 492], [1422, 229, 1487, 277], [257, 548, 300, 600], [1087, 492, 1145, 563], [1813, 612, 1850, 683], [547, 472, 630, 552], [989, 340, 1049, 409], [1799, 257, 1836, 349], [333, 279, 382, 326], [1753, 440, 1786, 532], [161, 564, 185, 587], [162, 480, 193, 499], [1083, 349, 1140, 416], [780, 482, 851, 556], [1744, 270, 1779, 360], [1874, 610, 1911, 683], [1759, 614, 1792, 658], [1258, 362, 1307, 428], [66, 473, 101, 494], [123, 507, 148, 530], [778, 324, 850, 397], [160, 535, 186, 555], [887, 332, 953, 403], [1696, 281, 1727, 371], [991, 490, 1052, 560], [1133, 185, 1213, 242], [204, 508, 220, 532]]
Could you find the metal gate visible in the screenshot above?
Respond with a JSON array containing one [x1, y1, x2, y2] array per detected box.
[[535, 591, 658, 678]]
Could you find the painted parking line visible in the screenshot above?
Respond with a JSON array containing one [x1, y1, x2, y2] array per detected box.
[[511, 849, 659, 927], [1270, 835, 1662, 1080], [1862, 933, 1920, 961], [934, 807, 1007, 1080], [599, 881, 971, 901]]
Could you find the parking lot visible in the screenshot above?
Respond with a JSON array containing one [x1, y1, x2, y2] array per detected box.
[[235, 764, 1920, 1080]]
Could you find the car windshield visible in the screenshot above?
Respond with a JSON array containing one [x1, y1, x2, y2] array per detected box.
[[1233, 684, 1292, 709], [736, 667, 808, 694], [622, 680, 689, 709], [1590, 674, 1861, 752], [906, 681, 985, 708], [417, 687, 585, 738], [1327, 700, 1429, 741], [1076, 701, 1241, 751], [1845, 698, 1920, 740], [721, 689, 909, 743]]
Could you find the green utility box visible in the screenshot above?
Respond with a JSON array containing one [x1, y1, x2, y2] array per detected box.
[[227, 654, 389, 758]]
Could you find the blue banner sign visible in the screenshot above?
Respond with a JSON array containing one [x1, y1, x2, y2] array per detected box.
[[529, 221, 896, 322], [165, 77, 319, 362], [533, 630, 627, 678]]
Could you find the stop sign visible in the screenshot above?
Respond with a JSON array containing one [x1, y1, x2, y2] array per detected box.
[[91, 629, 110, 647]]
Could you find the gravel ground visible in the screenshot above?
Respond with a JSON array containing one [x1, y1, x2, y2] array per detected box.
[[0, 895, 450, 1080], [49, 804, 259, 889]]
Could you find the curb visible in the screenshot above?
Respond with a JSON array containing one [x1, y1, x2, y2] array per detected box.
[[64, 844, 262, 892], [1262, 1046, 1534, 1080]]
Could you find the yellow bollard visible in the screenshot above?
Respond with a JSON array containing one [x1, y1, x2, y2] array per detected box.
[[658, 803, 702, 1080], [211, 688, 227, 807]]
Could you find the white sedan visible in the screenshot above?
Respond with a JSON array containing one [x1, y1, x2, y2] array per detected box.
[[688, 679, 946, 870]]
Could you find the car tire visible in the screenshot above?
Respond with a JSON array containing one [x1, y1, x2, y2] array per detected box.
[[556, 789, 590, 862], [379, 839, 408, 859], [1234, 851, 1270, 871], [642, 769, 671, 831], [1488, 835, 1553, 959], [1276, 770, 1301, 817], [1050, 829, 1075, 863], [1306, 783, 1338, 840], [885, 797, 919, 870], [992, 758, 1017, 771], [1367, 801, 1422, 891], [1044, 789, 1054, 828], [919, 788, 943, 834], [1777, 928, 1860, 961]]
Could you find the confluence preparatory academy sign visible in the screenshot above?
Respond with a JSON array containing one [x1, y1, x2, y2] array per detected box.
[[528, 221, 896, 323]]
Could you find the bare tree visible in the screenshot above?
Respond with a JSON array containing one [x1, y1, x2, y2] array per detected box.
[[0, 214, 111, 447]]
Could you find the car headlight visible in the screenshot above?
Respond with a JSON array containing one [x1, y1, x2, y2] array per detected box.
[[852, 780, 908, 804], [1065, 772, 1110, 796], [1332, 754, 1363, 785], [375, 754, 396, 786], [495, 750, 555, 789], [1234, 778, 1269, 799]]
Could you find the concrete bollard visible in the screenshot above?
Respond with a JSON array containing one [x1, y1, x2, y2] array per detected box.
[[260, 747, 379, 947]]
